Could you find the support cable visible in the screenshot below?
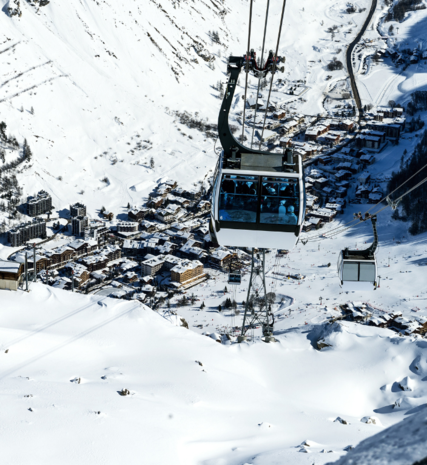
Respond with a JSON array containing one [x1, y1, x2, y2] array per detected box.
[[259, 0, 287, 149], [250, 0, 270, 148], [241, 0, 254, 144], [302, 160, 427, 243], [303, 173, 427, 244]]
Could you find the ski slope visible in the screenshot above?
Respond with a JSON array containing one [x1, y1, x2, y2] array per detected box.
[[1, 283, 427, 465]]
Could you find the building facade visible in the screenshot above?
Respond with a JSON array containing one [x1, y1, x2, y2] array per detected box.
[[8, 218, 47, 247], [70, 202, 87, 218], [27, 190, 52, 217], [72, 216, 89, 236]]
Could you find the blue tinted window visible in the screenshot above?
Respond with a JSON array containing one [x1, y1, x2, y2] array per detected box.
[[219, 175, 258, 223], [260, 177, 299, 225]]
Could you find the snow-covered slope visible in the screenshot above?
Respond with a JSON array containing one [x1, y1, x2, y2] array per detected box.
[[326, 408, 427, 465], [1, 283, 426, 465]]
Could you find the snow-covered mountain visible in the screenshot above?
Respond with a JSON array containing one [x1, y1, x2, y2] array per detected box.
[[0, 0, 374, 216]]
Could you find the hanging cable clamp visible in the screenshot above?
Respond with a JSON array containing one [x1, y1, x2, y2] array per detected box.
[[386, 196, 402, 210]]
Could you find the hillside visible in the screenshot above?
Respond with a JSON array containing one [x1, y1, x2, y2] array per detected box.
[[0, 0, 372, 218]]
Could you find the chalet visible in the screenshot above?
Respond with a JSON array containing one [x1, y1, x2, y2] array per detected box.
[[128, 207, 149, 222], [64, 262, 90, 287], [335, 170, 352, 181], [358, 172, 371, 184], [102, 211, 114, 221], [209, 247, 237, 269], [305, 124, 328, 141], [148, 196, 165, 208], [340, 119, 354, 131], [0, 260, 23, 291], [302, 217, 322, 232], [360, 154, 375, 165], [279, 136, 292, 147], [197, 200, 211, 212], [314, 177, 329, 190], [356, 185, 371, 199], [67, 239, 98, 257], [180, 239, 207, 262], [80, 252, 109, 272], [44, 246, 75, 269], [140, 220, 158, 233], [273, 110, 286, 120], [122, 240, 146, 258], [308, 208, 336, 222], [155, 209, 175, 224], [167, 194, 191, 207], [247, 97, 264, 109], [281, 119, 299, 135]]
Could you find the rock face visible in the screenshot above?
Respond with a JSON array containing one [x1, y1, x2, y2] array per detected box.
[[317, 338, 332, 350], [398, 376, 414, 391], [7, 0, 22, 17]]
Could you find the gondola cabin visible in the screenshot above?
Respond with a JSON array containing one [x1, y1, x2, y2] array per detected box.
[[211, 151, 305, 249], [337, 250, 377, 291], [228, 270, 242, 285], [337, 216, 378, 291]]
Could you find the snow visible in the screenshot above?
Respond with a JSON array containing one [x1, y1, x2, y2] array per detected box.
[[1, 284, 427, 465]]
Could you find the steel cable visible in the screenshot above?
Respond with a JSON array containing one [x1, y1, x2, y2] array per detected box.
[[241, 0, 254, 144], [259, 0, 287, 149], [250, 0, 270, 148]]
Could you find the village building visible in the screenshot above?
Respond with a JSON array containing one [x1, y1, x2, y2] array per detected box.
[[170, 260, 206, 285], [8, 217, 47, 247], [305, 124, 329, 141], [273, 110, 286, 120], [141, 255, 165, 276], [128, 207, 149, 222], [117, 221, 139, 234], [27, 190, 52, 217], [67, 238, 98, 258], [64, 262, 90, 287], [84, 220, 110, 243], [0, 260, 23, 291], [70, 202, 87, 218], [102, 211, 114, 221], [308, 208, 337, 222], [72, 215, 89, 236], [209, 247, 237, 269]]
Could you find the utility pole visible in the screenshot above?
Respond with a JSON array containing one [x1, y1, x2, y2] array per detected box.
[[25, 252, 28, 291], [71, 270, 74, 292], [33, 243, 36, 282]]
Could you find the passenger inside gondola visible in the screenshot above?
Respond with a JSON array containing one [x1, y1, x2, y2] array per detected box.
[[260, 177, 299, 225], [219, 175, 258, 223]]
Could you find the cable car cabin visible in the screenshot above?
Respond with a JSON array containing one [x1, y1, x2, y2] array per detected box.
[[337, 216, 378, 291], [337, 251, 377, 291], [210, 54, 305, 250], [210, 151, 305, 249], [228, 270, 241, 285]]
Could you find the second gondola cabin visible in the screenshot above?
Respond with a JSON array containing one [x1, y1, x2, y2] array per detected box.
[[337, 216, 378, 291]]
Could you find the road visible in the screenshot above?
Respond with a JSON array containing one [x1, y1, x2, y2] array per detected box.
[[346, 0, 378, 116]]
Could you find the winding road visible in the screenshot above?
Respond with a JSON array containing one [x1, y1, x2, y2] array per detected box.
[[346, 0, 378, 117]]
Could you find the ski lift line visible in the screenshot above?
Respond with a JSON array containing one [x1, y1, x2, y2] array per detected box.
[[241, 0, 254, 144], [259, 0, 288, 150], [250, 0, 271, 149], [303, 163, 427, 243]]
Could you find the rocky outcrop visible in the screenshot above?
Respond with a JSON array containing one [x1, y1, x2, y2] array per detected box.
[[7, 0, 22, 17]]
